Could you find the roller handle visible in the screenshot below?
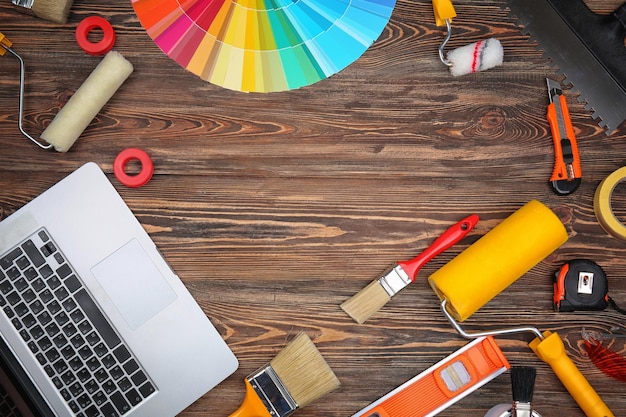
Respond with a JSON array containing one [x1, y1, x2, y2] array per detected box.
[[0, 31, 13, 55], [529, 331, 614, 417], [228, 379, 272, 417], [432, 0, 456, 26], [397, 214, 478, 282]]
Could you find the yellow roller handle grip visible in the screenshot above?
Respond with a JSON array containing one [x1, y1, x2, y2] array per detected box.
[[0, 31, 13, 56], [433, 0, 456, 26], [529, 331, 614, 417], [228, 379, 272, 417]]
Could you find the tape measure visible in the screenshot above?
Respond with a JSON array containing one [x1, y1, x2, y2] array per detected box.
[[553, 259, 609, 312]]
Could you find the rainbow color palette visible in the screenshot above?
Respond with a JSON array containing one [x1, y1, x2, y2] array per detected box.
[[132, 0, 396, 92]]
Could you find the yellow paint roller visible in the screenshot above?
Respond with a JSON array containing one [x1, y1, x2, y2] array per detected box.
[[429, 200, 614, 417], [429, 199, 567, 322], [0, 34, 133, 152]]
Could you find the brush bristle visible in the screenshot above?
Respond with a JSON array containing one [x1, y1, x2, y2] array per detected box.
[[510, 366, 536, 403], [341, 279, 391, 324], [31, 0, 74, 24], [270, 333, 340, 408]]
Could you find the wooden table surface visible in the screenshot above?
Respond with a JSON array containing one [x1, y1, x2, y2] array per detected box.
[[1, 0, 625, 416]]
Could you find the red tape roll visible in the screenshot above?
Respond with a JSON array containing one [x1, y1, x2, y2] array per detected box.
[[76, 16, 116, 56], [114, 148, 154, 188]]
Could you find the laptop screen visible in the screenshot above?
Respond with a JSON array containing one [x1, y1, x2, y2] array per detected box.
[[0, 335, 50, 417]]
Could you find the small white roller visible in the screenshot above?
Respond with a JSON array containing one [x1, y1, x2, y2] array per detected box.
[[446, 38, 503, 77], [41, 50, 133, 152]]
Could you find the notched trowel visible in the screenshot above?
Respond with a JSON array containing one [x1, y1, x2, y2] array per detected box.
[[505, 0, 626, 135]]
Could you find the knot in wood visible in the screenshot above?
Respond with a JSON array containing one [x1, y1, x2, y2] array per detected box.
[[479, 108, 506, 130]]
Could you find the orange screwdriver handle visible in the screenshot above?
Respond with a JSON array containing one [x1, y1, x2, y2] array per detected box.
[[529, 331, 614, 417]]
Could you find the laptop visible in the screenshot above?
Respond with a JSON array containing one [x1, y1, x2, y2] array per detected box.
[[0, 162, 238, 417]]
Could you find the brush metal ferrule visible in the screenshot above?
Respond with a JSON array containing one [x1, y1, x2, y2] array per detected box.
[[512, 402, 532, 417], [488, 409, 541, 417], [12, 0, 35, 10], [378, 265, 411, 298], [512, 403, 542, 417], [248, 365, 298, 417]]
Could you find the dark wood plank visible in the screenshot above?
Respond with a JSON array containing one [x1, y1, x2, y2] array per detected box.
[[1, 1, 625, 416]]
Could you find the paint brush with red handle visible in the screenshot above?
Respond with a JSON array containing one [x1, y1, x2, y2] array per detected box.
[[341, 214, 479, 324]]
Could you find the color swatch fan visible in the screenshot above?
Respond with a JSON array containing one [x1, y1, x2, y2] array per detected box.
[[132, 0, 396, 92]]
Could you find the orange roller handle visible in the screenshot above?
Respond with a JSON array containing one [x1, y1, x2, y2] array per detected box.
[[529, 331, 614, 417], [228, 379, 272, 417]]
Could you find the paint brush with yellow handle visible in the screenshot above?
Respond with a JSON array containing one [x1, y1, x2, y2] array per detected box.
[[228, 333, 340, 417], [428, 200, 614, 417]]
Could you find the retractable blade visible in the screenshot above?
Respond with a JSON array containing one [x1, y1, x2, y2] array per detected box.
[[547, 78, 582, 196]]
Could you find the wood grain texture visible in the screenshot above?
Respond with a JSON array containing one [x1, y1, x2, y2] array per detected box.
[[1, 0, 625, 416]]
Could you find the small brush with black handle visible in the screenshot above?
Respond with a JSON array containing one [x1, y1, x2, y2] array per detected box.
[[511, 366, 540, 417], [484, 366, 542, 417]]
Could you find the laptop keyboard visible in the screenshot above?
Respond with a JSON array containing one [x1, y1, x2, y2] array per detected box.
[[0, 228, 156, 417]]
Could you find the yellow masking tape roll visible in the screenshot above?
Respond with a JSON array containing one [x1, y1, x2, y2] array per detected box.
[[594, 166, 626, 241], [428, 200, 568, 322]]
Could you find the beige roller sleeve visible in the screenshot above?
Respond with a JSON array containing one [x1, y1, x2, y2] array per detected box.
[[41, 51, 133, 152]]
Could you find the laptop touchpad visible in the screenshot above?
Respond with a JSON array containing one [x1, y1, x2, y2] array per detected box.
[[92, 239, 177, 330]]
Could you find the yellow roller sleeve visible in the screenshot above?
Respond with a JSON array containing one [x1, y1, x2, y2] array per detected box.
[[530, 331, 614, 417], [428, 200, 568, 322]]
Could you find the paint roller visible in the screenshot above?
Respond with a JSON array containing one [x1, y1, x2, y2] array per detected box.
[[433, 0, 503, 76], [0, 33, 133, 152], [40, 51, 133, 152], [427, 200, 615, 417]]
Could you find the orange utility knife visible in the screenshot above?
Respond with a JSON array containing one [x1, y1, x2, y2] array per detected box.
[[546, 78, 582, 195]]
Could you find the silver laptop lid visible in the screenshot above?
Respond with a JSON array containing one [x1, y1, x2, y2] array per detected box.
[[0, 162, 238, 416]]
